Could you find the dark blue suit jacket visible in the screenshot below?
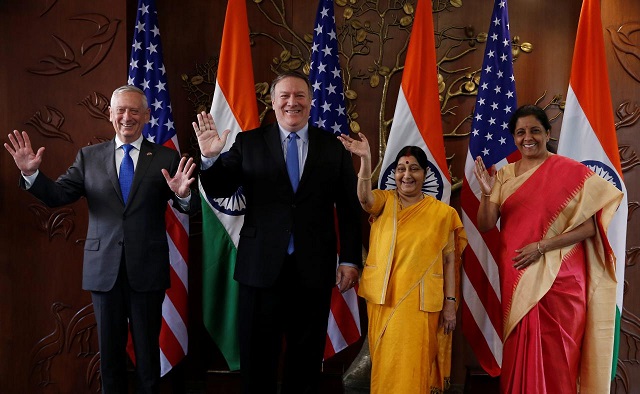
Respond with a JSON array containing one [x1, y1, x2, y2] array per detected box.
[[200, 123, 362, 289]]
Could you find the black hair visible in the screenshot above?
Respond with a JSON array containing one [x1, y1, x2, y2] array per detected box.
[[394, 146, 429, 170], [507, 104, 551, 135]]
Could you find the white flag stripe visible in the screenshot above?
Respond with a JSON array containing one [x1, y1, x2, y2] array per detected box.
[[461, 269, 503, 364], [167, 229, 188, 291], [198, 179, 244, 247], [461, 210, 501, 297], [327, 311, 348, 351], [559, 87, 628, 312], [380, 89, 451, 202], [160, 351, 170, 376], [558, 89, 617, 167], [211, 83, 243, 152], [162, 296, 188, 353], [170, 135, 181, 152], [342, 290, 361, 332]]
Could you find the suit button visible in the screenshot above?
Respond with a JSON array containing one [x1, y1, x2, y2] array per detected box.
[[291, 204, 296, 208], [118, 241, 123, 246]]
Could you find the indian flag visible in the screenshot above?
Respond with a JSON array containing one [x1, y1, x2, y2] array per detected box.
[[200, 0, 260, 371], [557, 0, 627, 382], [378, 0, 451, 203]]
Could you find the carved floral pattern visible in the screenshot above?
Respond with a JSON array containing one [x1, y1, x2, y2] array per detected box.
[[28, 204, 75, 240]]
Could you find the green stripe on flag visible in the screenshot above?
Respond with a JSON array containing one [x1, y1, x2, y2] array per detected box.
[[612, 306, 621, 379], [201, 194, 240, 371]]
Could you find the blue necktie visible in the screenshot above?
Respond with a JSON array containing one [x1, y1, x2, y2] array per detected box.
[[119, 144, 134, 204], [286, 133, 300, 192], [286, 133, 299, 254]]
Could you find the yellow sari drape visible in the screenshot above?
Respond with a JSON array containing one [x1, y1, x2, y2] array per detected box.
[[359, 190, 467, 394]]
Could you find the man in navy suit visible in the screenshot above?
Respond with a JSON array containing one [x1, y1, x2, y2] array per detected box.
[[195, 71, 362, 394], [4, 85, 196, 393]]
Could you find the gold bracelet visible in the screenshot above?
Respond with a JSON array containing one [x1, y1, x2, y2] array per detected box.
[[358, 175, 372, 181], [537, 242, 544, 255], [481, 192, 491, 197]]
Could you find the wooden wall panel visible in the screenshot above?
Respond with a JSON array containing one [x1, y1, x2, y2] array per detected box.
[[0, 0, 127, 392]]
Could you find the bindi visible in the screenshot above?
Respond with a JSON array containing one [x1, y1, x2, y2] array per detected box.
[[405, 160, 409, 164]]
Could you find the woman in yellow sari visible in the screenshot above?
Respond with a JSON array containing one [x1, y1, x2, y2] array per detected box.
[[339, 134, 467, 394], [474, 105, 623, 393]]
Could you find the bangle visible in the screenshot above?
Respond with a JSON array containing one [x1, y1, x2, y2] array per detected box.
[[445, 296, 456, 302], [537, 242, 544, 255], [482, 192, 491, 197], [358, 175, 372, 181]]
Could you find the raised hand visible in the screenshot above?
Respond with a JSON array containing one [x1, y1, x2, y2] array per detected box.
[[162, 156, 196, 198], [4, 130, 44, 176], [192, 111, 230, 158], [473, 156, 495, 196], [337, 132, 371, 159]]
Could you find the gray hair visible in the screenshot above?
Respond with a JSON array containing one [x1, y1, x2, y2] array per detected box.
[[111, 85, 148, 109]]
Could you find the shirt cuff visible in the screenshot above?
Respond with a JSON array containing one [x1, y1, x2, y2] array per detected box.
[[22, 170, 39, 189], [339, 262, 359, 269], [175, 192, 191, 210], [200, 154, 219, 170]]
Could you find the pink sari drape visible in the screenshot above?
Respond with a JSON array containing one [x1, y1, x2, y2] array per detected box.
[[495, 155, 621, 393]]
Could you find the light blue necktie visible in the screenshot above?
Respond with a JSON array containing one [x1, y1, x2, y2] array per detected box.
[[286, 133, 299, 254], [119, 144, 134, 204]]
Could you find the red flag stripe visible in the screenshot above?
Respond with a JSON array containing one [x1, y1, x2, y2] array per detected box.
[[329, 288, 360, 344], [159, 317, 186, 366], [324, 334, 336, 359], [165, 207, 189, 260], [461, 303, 501, 376], [168, 269, 189, 323]]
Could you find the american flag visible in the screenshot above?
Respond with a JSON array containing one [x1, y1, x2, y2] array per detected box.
[[460, 0, 518, 377], [127, 0, 189, 376], [308, 0, 361, 359]]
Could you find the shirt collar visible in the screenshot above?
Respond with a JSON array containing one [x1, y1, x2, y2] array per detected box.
[[115, 134, 144, 151], [279, 123, 309, 144]]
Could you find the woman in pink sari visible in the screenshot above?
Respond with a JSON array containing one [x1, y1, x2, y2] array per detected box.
[[474, 105, 623, 393]]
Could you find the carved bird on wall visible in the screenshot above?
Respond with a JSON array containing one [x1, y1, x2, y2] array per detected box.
[[66, 303, 97, 358], [70, 13, 121, 76], [27, 35, 80, 76], [86, 352, 102, 392], [30, 302, 70, 387], [26, 105, 73, 143], [607, 22, 640, 83], [78, 91, 111, 122]]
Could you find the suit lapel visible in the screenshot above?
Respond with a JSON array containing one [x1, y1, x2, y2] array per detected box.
[[105, 139, 124, 204], [299, 126, 321, 191], [127, 139, 155, 206], [264, 124, 288, 177]]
